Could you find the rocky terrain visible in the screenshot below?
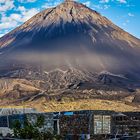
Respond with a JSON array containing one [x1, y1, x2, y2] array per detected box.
[[0, 0, 140, 111]]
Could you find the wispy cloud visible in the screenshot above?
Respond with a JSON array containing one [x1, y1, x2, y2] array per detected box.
[[128, 13, 134, 17], [20, 8, 39, 22], [99, 0, 109, 3], [100, 0, 127, 4], [0, 13, 19, 30], [117, 0, 127, 4], [42, 0, 62, 9], [83, 1, 91, 7], [18, 0, 36, 3], [0, 0, 15, 12], [91, 4, 110, 10], [0, 5, 39, 31], [122, 19, 130, 26]]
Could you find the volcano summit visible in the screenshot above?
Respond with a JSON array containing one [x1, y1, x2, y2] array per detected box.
[[0, 0, 140, 111]]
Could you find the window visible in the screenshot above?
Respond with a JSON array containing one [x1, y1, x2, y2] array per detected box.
[[94, 115, 111, 134], [0, 116, 8, 127]]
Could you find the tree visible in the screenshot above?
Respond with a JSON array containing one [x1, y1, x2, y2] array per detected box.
[[12, 115, 63, 140], [13, 117, 40, 139]]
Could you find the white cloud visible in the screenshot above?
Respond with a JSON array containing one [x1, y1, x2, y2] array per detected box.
[[126, 4, 135, 7], [91, 4, 110, 10], [42, 0, 62, 9], [21, 8, 39, 22], [16, 6, 39, 22], [42, 3, 54, 9], [128, 13, 134, 17], [18, 0, 36, 3], [122, 19, 130, 26], [117, 0, 127, 4], [103, 5, 110, 9], [0, 33, 5, 37], [17, 6, 26, 12], [1, 13, 21, 23], [0, 0, 15, 12], [0, 6, 39, 31], [100, 0, 127, 4], [0, 28, 9, 37], [10, 13, 22, 22], [0, 20, 18, 29], [100, 0, 109, 3], [0, 13, 19, 29], [83, 1, 91, 7]]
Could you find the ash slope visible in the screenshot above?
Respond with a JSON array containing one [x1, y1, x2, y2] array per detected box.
[[0, 0, 140, 97]]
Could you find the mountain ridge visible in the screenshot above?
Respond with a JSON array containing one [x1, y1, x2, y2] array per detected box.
[[0, 1, 140, 49], [0, 0, 140, 111]]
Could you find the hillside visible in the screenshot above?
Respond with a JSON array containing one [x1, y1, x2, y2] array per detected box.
[[0, 0, 140, 111]]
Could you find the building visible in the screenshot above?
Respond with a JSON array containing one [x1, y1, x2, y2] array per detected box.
[[54, 110, 140, 139], [54, 110, 116, 139], [0, 108, 54, 137], [0, 108, 140, 139], [0, 108, 38, 136], [112, 112, 140, 135]]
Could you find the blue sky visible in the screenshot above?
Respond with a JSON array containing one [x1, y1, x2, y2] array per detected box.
[[0, 0, 140, 39]]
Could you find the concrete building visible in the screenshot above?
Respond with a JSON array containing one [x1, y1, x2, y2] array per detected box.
[[54, 110, 116, 139], [112, 112, 140, 135], [0, 108, 39, 136], [54, 110, 140, 139], [0, 108, 54, 137], [0, 108, 140, 139]]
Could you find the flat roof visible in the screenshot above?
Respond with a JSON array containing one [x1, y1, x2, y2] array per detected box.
[[0, 108, 39, 116]]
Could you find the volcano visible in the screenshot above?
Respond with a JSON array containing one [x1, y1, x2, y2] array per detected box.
[[0, 0, 140, 111]]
